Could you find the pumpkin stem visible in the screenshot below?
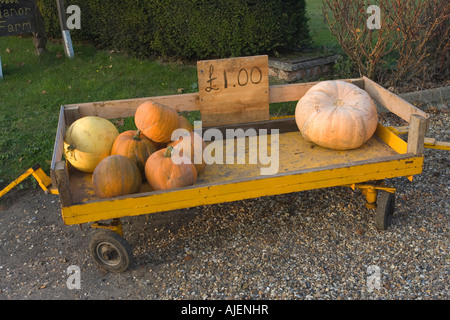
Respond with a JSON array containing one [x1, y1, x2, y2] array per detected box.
[[133, 129, 142, 141], [164, 146, 174, 158]]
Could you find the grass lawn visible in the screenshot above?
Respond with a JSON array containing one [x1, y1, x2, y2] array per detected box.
[[305, 0, 337, 48]]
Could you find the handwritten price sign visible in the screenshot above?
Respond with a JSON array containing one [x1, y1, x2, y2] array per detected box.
[[197, 55, 269, 127]]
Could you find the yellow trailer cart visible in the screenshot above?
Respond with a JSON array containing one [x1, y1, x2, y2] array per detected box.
[[48, 58, 428, 272]]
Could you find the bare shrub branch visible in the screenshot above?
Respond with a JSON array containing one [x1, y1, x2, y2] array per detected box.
[[323, 0, 449, 87]]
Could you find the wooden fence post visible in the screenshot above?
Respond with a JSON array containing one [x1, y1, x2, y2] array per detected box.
[[407, 114, 428, 155], [32, 1, 47, 55]]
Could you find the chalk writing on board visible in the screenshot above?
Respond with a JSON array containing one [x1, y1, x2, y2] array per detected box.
[[0, 0, 37, 37]]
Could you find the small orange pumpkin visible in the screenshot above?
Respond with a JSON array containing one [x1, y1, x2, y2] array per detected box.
[[168, 131, 206, 175], [92, 155, 142, 198], [111, 129, 158, 176], [134, 101, 179, 143], [145, 146, 197, 191]]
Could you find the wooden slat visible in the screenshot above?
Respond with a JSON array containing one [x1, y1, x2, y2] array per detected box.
[[424, 139, 450, 150], [64, 78, 365, 121], [407, 114, 427, 155], [268, 78, 364, 103], [64, 105, 81, 126], [51, 161, 72, 207], [50, 106, 66, 174], [62, 77, 426, 126], [363, 76, 429, 122], [65, 93, 201, 119], [269, 81, 320, 103]]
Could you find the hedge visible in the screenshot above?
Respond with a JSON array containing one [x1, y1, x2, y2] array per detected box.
[[35, 0, 311, 59]]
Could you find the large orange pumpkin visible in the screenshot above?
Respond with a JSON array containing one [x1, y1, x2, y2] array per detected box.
[[295, 80, 378, 150], [92, 155, 142, 199], [111, 130, 158, 176], [145, 146, 197, 191], [134, 101, 179, 143], [168, 131, 206, 175]]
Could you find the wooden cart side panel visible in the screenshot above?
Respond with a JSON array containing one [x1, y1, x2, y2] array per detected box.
[[51, 161, 72, 207], [407, 114, 427, 155], [61, 155, 423, 225], [50, 106, 66, 175], [363, 76, 429, 122], [50, 106, 73, 207], [64, 105, 81, 126], [62, 77, 427, 127], [62, 78, 365, 121], [268, 78, 364, 103], [65, 93, 201, 119]]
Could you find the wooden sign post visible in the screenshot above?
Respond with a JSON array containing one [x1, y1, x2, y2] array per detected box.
[[56, 0, 74, 58], [197, 55, 269, 127]]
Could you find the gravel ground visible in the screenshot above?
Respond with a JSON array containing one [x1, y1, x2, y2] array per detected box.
[[0, 105, 448, 301]]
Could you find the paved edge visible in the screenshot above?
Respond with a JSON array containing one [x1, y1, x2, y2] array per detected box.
[[398, 86, 450, 110]]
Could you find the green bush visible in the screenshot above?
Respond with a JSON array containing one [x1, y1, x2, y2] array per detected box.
[[35, 0, 311, 59]]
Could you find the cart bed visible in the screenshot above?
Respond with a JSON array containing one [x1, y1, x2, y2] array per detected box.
[[69, 127, 399, 204], [51, 76, 428, 226]]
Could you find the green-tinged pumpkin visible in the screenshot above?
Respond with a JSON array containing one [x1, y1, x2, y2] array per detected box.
[[92, 155, 142, 198], [64, 116, 119, 173]]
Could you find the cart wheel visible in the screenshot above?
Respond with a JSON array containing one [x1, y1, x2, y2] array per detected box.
[[375, 190, 395, 230], [89, 231, 133, 273]]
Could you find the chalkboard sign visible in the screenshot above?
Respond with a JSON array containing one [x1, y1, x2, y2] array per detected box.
[[0, 0, 38, 37]]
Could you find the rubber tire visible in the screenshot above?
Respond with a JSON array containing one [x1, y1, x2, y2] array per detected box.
[[375, 191, 395, 230], [89, 231, 133, 273]]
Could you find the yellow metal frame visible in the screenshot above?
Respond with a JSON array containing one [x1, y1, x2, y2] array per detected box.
[[60, 154, 423, 225], [387, 126, 450, 151], [346, 182, 396, 209], [0, 164, 58, 199], [91, 219, 123, 236]]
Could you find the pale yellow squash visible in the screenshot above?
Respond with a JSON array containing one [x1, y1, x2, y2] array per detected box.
[[64, 116, 119, 173]]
